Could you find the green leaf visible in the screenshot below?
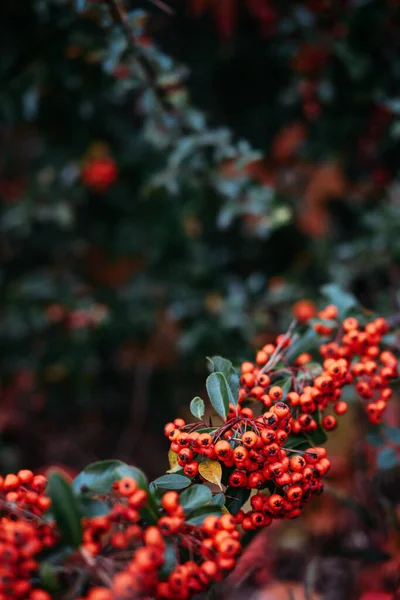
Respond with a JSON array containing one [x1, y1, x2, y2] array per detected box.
[[180, 484, 213, 512], [306, 423, 328, 446], [225, 487, 250, 515], [190, 396, 205, 419], [285, 329, 319, 363], [206, 372, 233, 419], [377, 447, 397, 470], [152, 474, 191, 490], [47, 473, 82, 548], [207, 356, 240, 405], [159, 543, 178, 578], [39, 562, 60, 592], [78, 498, 110, 518], [366, 431, 384, 448], [285, 434, 312, 450], [185, 505, 222, 524], [320, 283, 358, 318], [210, 492, 225, 507], [384, 426, 400, 445], [72, 460, 147, 495]]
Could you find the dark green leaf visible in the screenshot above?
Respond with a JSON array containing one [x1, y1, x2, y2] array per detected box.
[[285, 329, 319, 363], [384, 426, 400, 445], [285, 434, 312, 450], [207, 356, 239, 405], [377, 447, 397, 470], [190, 396, 205, 419], [366, 431, 384, 448], [206, 372, 232, 419], [210, 492, 225, 507], [180, 484, 213, 512], [185, 505, 222, 524], [152, 474, 191, 490], [225, 487, 250, 515], [159, 543, 178, 578], [39, 562, 60, 592], [47, 473, 82, 548]]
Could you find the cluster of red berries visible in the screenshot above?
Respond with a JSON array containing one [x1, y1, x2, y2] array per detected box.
[[0, 471, 51, 517], [236, 446, 328, 529], [239, 306, 396, 430], [165, 403, 330, 518], [318, 316, 396, 425], [81, 157, 118, 192], [82, 476, 148, 556], [81, 486, 241, 600], [0, 471, 55, 600]]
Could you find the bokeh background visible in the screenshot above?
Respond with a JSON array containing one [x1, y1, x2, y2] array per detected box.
[[1, 1, 400, 596]]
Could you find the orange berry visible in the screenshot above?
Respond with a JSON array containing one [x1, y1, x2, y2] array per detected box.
[[202, 515, 220, 534], [268, 386, 283, 401], [128, 489, 147, 509], [322, 415, 337, 431], [17, 470, 34, 484], [118, 477, 138, 497], [198, 433, 213, 448], [86, 588, 113, 600], [343, 317, 358, 331], [161, 491, 180, 512], [256, 351, 268, 365], [241, 431, 259, 448], [292, 299, 316, 323], [214, 440, 232, 459], [334, 401, 348, 415], [3, 474, 19, 491], [218, 513, 236, 531]]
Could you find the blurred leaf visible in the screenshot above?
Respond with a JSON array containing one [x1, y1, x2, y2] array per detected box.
[[384, 426, 400, 445], [210, 492, 225, 507], [152, 474, 191, 490], [320, 283, 358, 318], [180, 483, 213, 512], [39, 562, 60, 592], [185, 504, 222, 524], [377, 447, 397, 470], [48, 473, 82, 549], [190, 396, 205, 419]]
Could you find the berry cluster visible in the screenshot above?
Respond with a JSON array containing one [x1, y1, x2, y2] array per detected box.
[[81, 487, 241, 600], [165, 404, 329, 519], [82, 476, 148, 556], [236, 446, 328, 529], [0, 471, 55, 600], [239, 307, 396, 430]]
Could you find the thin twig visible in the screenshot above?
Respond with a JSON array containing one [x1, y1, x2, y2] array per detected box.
[[103, 0, 176, 115]]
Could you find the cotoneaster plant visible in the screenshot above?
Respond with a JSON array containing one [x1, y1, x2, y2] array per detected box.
[[0, 289, 398, 599]]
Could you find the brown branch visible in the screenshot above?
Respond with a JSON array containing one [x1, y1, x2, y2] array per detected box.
[[103, 0, 177, 115]]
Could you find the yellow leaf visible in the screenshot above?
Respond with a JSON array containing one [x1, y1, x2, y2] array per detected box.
[[167, 451, 181, 474], [198, 460, 223, 490]]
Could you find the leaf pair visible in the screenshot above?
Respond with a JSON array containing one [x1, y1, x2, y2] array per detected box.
[[189, 356, 240, 421]]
